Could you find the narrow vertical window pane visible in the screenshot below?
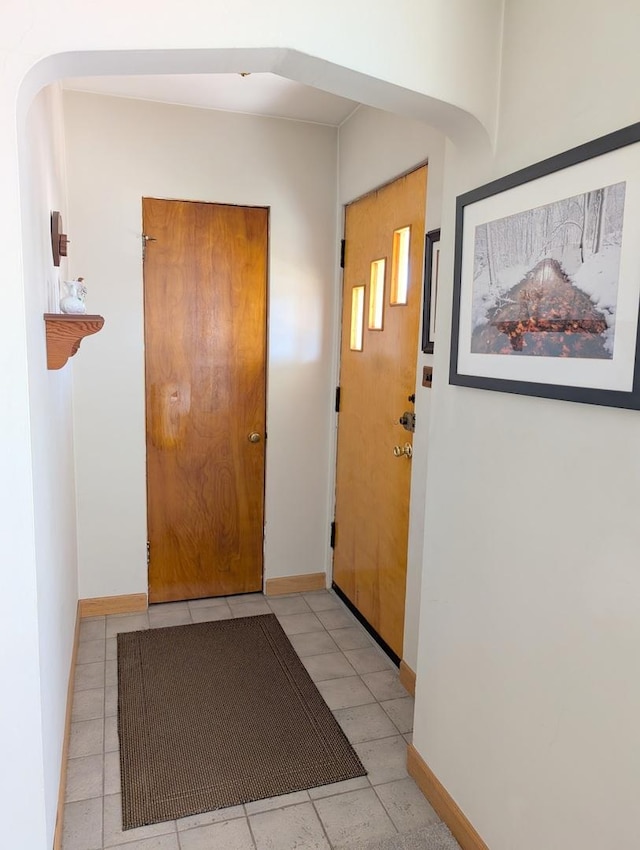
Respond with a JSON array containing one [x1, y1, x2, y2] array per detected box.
[[350, 285, 365, 351], [368, 259, 386, 329], [391, 226, 411, 305]]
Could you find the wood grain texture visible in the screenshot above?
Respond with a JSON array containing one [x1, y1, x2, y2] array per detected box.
[[78, 593, 148, 618], [264, 573, 327, 596], [407, 745, 491, 850], [333, 166, 427, 657], [144, 199, 268, 603], [399, 660, 416, 696], [44, 314, 104, 370], [53, 603, 80, 850]]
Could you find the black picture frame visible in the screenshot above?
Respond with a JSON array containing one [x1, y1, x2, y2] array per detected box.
[[450, 121, 640, 409], [422, 229, 440, 354]]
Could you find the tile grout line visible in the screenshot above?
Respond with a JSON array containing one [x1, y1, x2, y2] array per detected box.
[[308, 796, 335, 849], [371, 782, 403, 834], [244, 808, 260, 850]]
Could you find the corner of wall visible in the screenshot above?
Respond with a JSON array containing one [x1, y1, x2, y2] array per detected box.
[[20, 81, 80, 847]]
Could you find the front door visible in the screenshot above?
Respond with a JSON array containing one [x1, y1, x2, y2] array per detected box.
[[333, 166, 427, 658], [143, 198, 268, 603]]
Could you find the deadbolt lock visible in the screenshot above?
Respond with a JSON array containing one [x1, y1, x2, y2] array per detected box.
[[399, 411, 416, 433]]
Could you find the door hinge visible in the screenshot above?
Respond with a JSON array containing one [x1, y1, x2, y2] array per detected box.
[[340, 239, 346, 269], [330, 521, 336, 549], [335, 385, 341, 413], [146, 540, 150, 567]]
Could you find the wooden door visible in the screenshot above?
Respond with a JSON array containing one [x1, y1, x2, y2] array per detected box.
[[143, 198, 268, 603], [333, 166, 427, 658]]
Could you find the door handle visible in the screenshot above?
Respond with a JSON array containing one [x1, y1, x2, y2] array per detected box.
[[248, 432, 262, 443], [393, 443, 412, 458]]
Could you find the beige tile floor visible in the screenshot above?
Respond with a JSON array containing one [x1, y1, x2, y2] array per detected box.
[[63, 589, 442, 850]]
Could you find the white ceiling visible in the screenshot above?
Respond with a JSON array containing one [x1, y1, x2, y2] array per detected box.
[[62, 72, 360, 126]]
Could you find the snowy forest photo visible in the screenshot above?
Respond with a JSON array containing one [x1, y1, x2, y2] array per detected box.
[[471, 181, 626, 358]]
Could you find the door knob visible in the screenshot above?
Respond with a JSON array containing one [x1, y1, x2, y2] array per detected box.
[[393, 443, 412, 458], [248, 432, 261, 443]]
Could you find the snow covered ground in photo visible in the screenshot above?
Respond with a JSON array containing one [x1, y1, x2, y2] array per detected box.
[[572, 245, 621, 353], [471, 261, 530, 329], [469, 181, 626, 355]]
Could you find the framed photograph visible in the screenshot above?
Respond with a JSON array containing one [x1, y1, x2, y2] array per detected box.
[[422, 229, 440, 354], [450, 121, 640, 409]]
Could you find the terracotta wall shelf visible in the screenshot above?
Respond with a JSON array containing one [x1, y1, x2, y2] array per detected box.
[[44, 313, 105, 370]]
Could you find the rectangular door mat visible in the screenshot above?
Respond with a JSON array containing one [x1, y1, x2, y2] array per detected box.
[[117, 613, 366, 828]]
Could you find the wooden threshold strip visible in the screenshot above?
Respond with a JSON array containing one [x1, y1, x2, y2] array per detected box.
[[407, 744, 490, 850], [264, 573, 326, 596], [399, 660, 416, 696], [79, 593, 148, 618]]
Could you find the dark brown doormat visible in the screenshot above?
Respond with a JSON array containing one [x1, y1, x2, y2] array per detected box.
[[117, 614, 366, 829]]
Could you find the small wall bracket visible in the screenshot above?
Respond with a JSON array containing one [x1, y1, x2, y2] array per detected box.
[[44, 313, 105, 369]]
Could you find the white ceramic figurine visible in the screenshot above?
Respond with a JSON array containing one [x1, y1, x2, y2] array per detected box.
[[60, 277, 88, 314]]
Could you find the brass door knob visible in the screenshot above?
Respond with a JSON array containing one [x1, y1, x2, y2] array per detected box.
[[393, 443, 413, 458], [248, 432, 261, 443]]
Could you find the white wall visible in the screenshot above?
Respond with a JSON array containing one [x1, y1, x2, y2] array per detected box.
[[17, 82, 78, 849], [64, 91, 338, 597], [413, 2, 640, 849], [0, 1, 501, 845], [338, 107, 445, 206], [338, 106, 445, 669]]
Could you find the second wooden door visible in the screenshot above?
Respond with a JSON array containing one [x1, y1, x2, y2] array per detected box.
[[143, 198, 268, 603], [333, 166, 427, 658]]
